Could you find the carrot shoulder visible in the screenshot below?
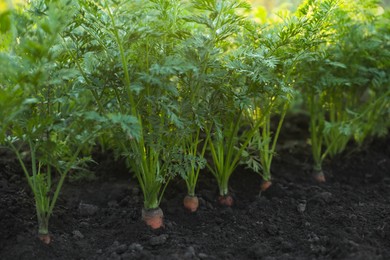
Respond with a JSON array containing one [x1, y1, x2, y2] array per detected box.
[[218, 195, 234, 207], [142, 207, 164, 229], [38, 233, 51, 244], [183, 195, 199, 212], [260, 180, 272, 192], [313, 170, 326, 183]]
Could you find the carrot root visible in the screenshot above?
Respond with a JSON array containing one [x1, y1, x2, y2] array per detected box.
[[260, 180, 272, 192], [142, 207, 164, 229], [313, 170, 326, 183], [218, 195, 234, 207], [38, 233, 51, 244], [183, 195, 199, 212]]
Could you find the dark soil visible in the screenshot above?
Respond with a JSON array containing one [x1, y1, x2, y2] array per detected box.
[[1, 115, 390, 260]]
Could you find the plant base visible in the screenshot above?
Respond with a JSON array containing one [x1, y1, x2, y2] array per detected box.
[[313, 170, 326, 183], [260, 180, 272, 192], [218, 195, 234, 207], [183, 195, 199, 212], [38, 233, 51, 244], [142, 207, 164, 229]]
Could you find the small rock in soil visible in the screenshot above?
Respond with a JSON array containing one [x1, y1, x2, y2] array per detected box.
[[310, 244, 326, 254], [128, 243, 143, 252], [72, 230, 84, 239], [109, 240, 121, 252], [249, 242, 271, 259], [78, 202, 99, 216], [184, 246, 196, 258], [149, 234, 169, 246], [297, 199, 307, 213], [307, 232, 320, 243], [115, 244, 128, 254], [79, 221, 90, 228]]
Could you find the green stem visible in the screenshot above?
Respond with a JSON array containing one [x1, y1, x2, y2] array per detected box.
[[37, 213, 49, 235], [144, 193, 159, 210], [262, 102, 288, 180], [104, 0, 136, 115], [48, 143, 84, 215], [157, 175, 172, 206], [8, 141, 51, 234], [190, 129, 210, 196], [308, 92, 323, 171], [8, 141, 34, 189], [218, 177, 229, 196]]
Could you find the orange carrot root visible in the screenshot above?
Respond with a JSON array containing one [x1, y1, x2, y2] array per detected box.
[[38, 233, 51, 244], [183, 195, 199, 212], [260, 180, 272, 192], [313, 170, 326, 183], [142, 207, 164, 229], [218, 195, 234, 207]]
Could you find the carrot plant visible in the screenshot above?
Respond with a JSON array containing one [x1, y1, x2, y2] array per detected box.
[[171, 131, 207, 212], [177, 127, 208, 212], [295, 0, 390, 182], [173, 0, 237, 210], [234, 13, 309, 191], [293, 0, 342, 182], [174, 37, 215, 211], [183, 0, 259, 206], [69, 0, 192, 228], [0, 0, 102, 243], [316, 1, 383, 157], [341, 4, 390, 144]]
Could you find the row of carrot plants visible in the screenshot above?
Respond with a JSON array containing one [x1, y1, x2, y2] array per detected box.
[[0, 0, 389, 243]]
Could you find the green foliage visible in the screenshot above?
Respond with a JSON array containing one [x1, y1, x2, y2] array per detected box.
[[231, 13, 302, 183], [0, 0, 389, 229], [0, 0, 104, 236], [66, 0, 198, 209], [184, 0, 256, 197], [295, 0, 390, 172]]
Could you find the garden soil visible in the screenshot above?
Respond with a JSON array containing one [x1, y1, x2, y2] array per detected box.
[[1, 115, 390, 260]]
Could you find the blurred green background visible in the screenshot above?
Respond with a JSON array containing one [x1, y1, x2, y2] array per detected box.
[[248, 0, 389, 13]]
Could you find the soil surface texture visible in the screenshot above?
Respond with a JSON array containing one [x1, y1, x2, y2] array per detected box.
[[1, 115, 390, 260]]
